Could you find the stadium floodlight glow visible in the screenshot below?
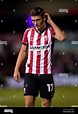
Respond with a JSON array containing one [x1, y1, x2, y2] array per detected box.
[[27, 14, 34, 27]]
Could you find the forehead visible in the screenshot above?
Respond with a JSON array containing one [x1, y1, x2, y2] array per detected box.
[[31, 16, 42, 20]]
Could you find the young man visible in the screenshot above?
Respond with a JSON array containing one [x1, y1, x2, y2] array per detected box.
[[13, 7, 66, 107]]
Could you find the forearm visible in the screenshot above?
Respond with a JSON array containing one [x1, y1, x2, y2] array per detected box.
[[45, 13, 66, 41], [49, 20, 66, 41], [14, 50, 27, 71]]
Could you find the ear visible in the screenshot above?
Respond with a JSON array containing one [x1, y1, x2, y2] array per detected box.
[[43, 14, 48, 21], [43, 16, 46, 21]]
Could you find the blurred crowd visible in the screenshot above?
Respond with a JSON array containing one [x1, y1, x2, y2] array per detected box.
[[0, 32, 78, 85], [53, 51, 78, 74]]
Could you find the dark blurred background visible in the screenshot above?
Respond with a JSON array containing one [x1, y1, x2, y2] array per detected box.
[[0, 0, 78, 87]]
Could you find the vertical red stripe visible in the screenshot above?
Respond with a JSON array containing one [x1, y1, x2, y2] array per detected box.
[[50, 28, 55, 35], [29, 28, 35, 73], [44, 50, 48, 74], [44, 30, 48, 74], [30, 29, 34, 45], [36, 51, 41, 74], [50, 28, 55, 74], [22, 29, 30, 44], [36, 34, 41, 74], [37, 34, 41, 45], [29, 51, 33, 73], [50, 42, 53, 74]]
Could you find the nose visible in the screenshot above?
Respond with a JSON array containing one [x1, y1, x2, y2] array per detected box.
[[34, 21, 38, 26]]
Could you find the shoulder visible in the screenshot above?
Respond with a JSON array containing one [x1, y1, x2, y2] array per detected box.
[[47, 25, 53, 30], [47, 26, 55, 35], [23, 26, 34, 37], [24, 26, 34, 33]]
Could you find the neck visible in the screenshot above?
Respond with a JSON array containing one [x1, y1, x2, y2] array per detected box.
[[37, 23, 47, 33]]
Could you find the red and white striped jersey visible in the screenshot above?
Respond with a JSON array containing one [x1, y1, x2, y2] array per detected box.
[[22, 26, 55, 74]]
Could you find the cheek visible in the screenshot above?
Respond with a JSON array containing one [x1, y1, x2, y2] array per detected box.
[[39, 21, 43, 25]]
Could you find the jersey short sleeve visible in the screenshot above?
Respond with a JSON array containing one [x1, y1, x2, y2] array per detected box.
[[22, 29, 30, 45], [50, 27, 55, 36]]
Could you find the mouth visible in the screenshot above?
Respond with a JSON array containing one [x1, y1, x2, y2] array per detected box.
[[35, 25, 42, 30], [35, 25, 38, 28]]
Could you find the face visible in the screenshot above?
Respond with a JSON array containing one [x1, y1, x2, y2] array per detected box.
[[31, 16, 45, 30]]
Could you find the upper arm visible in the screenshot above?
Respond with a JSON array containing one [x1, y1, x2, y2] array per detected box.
[[50, 25, 66, 42], [20, 44, 28, 53]]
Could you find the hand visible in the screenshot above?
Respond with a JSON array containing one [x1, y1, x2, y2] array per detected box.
[[44, 13, 52, 24], [13, 70, 20, 83]]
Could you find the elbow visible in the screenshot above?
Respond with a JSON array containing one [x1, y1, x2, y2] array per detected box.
[[60, 35, 66, 42]]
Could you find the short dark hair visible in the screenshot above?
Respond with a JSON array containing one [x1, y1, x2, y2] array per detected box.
[[30, 7, 45, 17]]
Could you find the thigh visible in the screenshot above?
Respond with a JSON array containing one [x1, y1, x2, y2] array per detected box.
[[23, 73, 38, 97], [39, 74, 55, 100]]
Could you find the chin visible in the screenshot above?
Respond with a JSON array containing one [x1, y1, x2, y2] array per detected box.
[[36, 27, 40, 30], [38, 26, 43, 30]]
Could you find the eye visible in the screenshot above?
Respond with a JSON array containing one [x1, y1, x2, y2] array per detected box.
[[32, 20, 35, 22], [37, 19, 41, 21]]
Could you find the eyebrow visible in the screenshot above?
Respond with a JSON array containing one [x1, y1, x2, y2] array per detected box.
[[32, 19, 41, 22]]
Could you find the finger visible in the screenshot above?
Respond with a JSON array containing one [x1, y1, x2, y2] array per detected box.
[[15, 78, 20, 83], [16, 79, 20, 83], [17, 77, 20, 83], [44, 13, 48, 16], [13, 75, 20, 83]]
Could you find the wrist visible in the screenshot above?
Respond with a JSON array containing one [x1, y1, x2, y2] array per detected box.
[[14, 67, 19, 71], [49, 20, 53, 24]]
